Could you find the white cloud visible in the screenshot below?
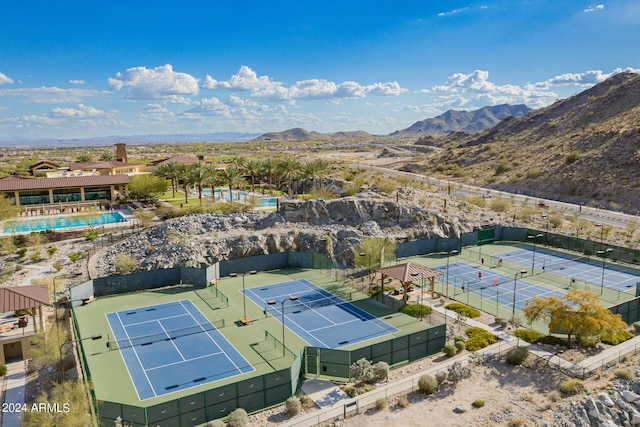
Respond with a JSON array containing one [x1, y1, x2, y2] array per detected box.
[[183, 96, 230, 117], [364, 81, 407, 96], [0, 87, 107, 103], [0, 72, 14, 85], [69, 79, 85, 85], [49, 104, 116, 119], [207, 66, 280, 92], [584, 4, 604, 13], [108, 64, 199, 100], [438, 7, 468, 17], [139, 103, 174, 122], [532, 68, 640, 89]]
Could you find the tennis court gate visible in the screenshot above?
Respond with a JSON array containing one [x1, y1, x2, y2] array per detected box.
[[304, 324, 446, 381]]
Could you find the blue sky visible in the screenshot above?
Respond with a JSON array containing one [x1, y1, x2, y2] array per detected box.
[[0, 1, 638, 140]]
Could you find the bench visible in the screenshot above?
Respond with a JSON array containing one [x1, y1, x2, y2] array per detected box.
[[239, 316, 252, 325], [82, 296, 96, 305]]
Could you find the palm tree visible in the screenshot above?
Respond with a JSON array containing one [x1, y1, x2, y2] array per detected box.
[[313, 158, 331, 190], [276, 157, 302, 198], [260, 158, 276, 195], [218, 167, 246, 203], [303, 160, 319, 192], [154, 161, 181, 198], [204, 164, 221, 202], [189, 163, 209, 207], [100, 151, 115, 161], [243, 159, 261, 194], [176, 163, 193, 204]]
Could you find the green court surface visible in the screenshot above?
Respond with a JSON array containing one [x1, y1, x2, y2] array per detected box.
[[73, 268, 433, 409]]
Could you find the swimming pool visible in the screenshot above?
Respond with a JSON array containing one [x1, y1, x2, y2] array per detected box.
[[200, 188, 277, 208], [2, 211, 128, 234]]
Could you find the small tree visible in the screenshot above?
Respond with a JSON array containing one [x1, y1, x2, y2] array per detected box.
[[68, 251, 83, 265], [350, 357, 376, 384], [133, 210, 156, 228], [523, 289, 628, 347], [447, 361, 471, 387]]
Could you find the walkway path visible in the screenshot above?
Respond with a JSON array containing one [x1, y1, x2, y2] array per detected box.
[[1, 361, 26, 427]]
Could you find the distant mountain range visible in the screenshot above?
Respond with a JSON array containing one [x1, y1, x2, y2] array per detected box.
[[389, 104, 532, 137], [249, 128, 375, 143], [0, 132, 261, 148]]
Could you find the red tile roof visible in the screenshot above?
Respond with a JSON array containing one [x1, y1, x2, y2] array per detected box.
[[0, 285, 50, 312], [69, 161, 138, 170], [376, 263, 442, 283], [0, 174, 130, 191]]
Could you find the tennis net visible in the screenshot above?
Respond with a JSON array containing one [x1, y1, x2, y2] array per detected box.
[[542, 255, 591, 272], [267, 294, 348, 315], [107, 319, 225, 350]]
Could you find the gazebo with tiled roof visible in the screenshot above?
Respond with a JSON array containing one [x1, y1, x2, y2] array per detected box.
[[0, 285, 50, 333], [376, 263, 443, 302]]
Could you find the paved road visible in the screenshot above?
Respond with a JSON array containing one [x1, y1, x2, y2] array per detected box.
[[350, 162, 639, 229]]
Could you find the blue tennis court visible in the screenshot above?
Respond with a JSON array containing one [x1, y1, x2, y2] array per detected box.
[[431, 262, 564, 312], [245, 279, 398, 349], [497, 249, 640, 292], [106, 300, 254, 400]]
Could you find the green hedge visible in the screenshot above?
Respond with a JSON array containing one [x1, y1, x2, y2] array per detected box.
[[601, 329, 634, 346], [445, 303, 481, 318], [399, 303, 433, 318], [514, 329, 545, 344], [465, 326, 498, 351]]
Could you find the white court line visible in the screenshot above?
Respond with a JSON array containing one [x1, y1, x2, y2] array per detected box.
[[157, 320, 186, 361], [178, 300, 245, 373], [114, 312, 158, 398], [124, 313, 191, 328], [145, 350, 224, 372]]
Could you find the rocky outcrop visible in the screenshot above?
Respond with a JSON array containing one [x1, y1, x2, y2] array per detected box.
[[93, 197, 486, 278]]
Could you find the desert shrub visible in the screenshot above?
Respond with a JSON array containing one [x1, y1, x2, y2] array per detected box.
[[445, 303, 481, 318], [443, 343, 456, 357], [373, 361, 389, 382], [418, 374, 438, 395], [565, 151, 580, 165], [15, 247, 28, 258], [453, 335, 465, 342], [227, 408, 249, 427], [505, 346, 529, 365], [514, 329, 545, 344], [114, 254, 138, 274], [399, 303, 432, 318], [299, 395, 313, 408], [455, 340, 466, 353], [447, 361, 471, 386], [343, 386, 357, 398], [396, 395, 409, 408], [491, 198, 511, 212], [576, 334, 600, 348], [0, 365, 6, 376], [350, 358, 376, 384], [375, 397, 387, 410], [547, 390, 561, 402], [435, 371, 447, 385], [465, 327, 498, 351], [614, 368, 635, 380], [558, 379, 584, 396], [207, 420, 226, 427], [472, 399, 485, 408], [509, 417, 527, 427], [285, 396, 301, 416], [633, 322, 640, 332], [494, 161, 511, 175], [60, 354, 76, 371], [601, 329, 634, 345], [538, 335, 567, 347], [526, 167, 542, 179], [548, 214, 564, 228]]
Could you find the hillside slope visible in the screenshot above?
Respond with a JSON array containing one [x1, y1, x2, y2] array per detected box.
[[411, 72, 640, 212]]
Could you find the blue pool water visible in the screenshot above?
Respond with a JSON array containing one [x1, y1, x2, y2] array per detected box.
[[3, 211, 127, 234], [200, 188, 277, 208]]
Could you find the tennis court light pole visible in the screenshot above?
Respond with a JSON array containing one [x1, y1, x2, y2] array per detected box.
[[597, 248, 613, 295], [59, 333, 102, 381], [359, 252, 372, 295], [267, 296, 298, 356], [230, 270, 257, 320], [512, 270, 528, 315], [445, 250, 459, 301], [527, 233, 544, 273]]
